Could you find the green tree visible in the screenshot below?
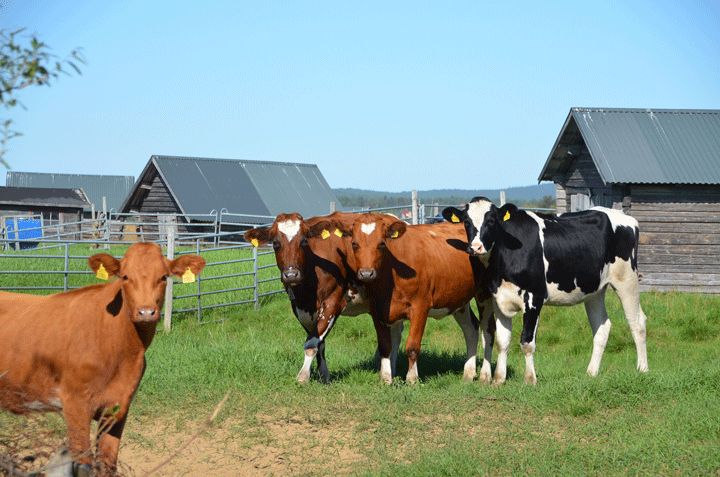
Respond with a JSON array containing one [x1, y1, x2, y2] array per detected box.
[[1, 28, 84, 168]]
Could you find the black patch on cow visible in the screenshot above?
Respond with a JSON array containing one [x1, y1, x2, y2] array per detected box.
[[106, 290, 123, 316]]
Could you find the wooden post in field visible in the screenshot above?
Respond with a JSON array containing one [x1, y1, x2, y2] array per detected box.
[[330, 201, 336, 213], [499, 190, 506, 206], [102, 196, 109, 249], [411, 190, 418, 225], [163, 228, 175, 332]]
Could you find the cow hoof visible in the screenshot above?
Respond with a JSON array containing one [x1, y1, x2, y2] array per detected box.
[[479, 371, 492, 384], [637, 364, 649, 373], [524, 373, 537, 385], [492, 376, 506, 386], [586, 366, 599, 377], [406, 375, 419, 385], [380, 373, 392, 385]]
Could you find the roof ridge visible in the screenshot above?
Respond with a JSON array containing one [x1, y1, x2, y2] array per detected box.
[[572, 107, 720, 114], [152, 155, 319, 168]]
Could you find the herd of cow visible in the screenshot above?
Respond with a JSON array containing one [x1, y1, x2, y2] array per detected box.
[[0, 197, 649, 475]]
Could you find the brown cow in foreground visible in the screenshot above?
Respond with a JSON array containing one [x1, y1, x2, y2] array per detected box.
[[246, 212, 403, 383], [329, 214, 495, 384], [0, 243, 205, 475]]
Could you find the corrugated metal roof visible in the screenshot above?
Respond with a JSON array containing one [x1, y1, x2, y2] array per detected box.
[[6, 172, 135, 211], [0, 186, 90, 209], [122, 156, 340, 220], [539, 108, 720, 184]]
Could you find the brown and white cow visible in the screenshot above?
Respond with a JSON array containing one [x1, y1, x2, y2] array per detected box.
[[0, 243, 205, 475], [332, 213, 495, 384], [245, 212, 403, 383]]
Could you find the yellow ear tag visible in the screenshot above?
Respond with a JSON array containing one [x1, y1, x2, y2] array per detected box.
[[390, 230, 399, 239], [321, 229, 330, 240], [334, 228, 343, 238], [96, 263, 109, 281], [451, 213, 460, 223], [182, 267, 196, 284], [250, 238, 259, 247], [503, 211, 511, 221]]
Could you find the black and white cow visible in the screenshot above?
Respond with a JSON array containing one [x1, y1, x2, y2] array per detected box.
[[442, 197, 649, 384]]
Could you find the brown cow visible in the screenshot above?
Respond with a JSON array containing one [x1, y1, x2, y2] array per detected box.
[[0, 243, 205, 475], [330, 213, 494, 384], [246, 212, 403, 383]]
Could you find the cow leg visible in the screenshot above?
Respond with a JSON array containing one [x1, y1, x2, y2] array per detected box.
[[405, 311, 429, 385], [452, 305, 480, 381], [315, 340, 330, 383], [372, 317, 394, 384], [389, 321, 404, 377], [297, 334, 317, 384], [612, 274, 649, 373], [520, 305, 542, 385], [585, 289, 612, 377], [61, 397, 93, 467], [477, 297, 495, 384], [493, 309, 513, 385], [96, 412, 128, 476]]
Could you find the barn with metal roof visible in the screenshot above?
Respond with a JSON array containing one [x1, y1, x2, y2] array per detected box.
[[120, 155, 341, 222], [6, 171, 135, 214], [540, 107, 720, 293]]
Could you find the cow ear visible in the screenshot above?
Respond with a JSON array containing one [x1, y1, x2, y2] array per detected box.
[[386, 221, 407, 239], [244, 226, 272, 247], [331, 221, 353, 238], [498, 204, 518, 224], [442, 207, 465, 223], [307, 220, 333, 239], [88, 253, 120, 278], [168, 255, 206, 278]]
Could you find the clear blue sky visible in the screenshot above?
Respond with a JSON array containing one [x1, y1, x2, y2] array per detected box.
[[2, 0, 719, 191]]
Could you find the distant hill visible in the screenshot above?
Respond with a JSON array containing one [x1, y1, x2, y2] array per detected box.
[[334, 183, 555, 209]]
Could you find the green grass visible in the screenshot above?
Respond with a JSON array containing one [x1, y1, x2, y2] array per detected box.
[[2, 274, 720, 474]]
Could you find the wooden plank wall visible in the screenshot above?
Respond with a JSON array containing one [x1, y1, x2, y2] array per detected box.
[[631, 185, 720, 293]]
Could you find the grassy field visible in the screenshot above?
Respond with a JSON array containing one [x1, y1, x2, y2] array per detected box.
[[2, 288, 719, 475]]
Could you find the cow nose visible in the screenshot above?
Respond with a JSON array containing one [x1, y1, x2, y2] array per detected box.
[[137, 307, 158, 321], [282, 267, 303, 284], [357, 268, 377, 282]]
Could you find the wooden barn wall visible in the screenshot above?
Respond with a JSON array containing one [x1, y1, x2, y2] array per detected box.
[[552, 151, 622, 213], [138, 174, 180, 214], [630, 184, 720, 293]]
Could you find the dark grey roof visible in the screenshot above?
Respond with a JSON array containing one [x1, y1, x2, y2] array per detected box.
[[0, 186, 90, 209], [6, 171, 135, 211], [122, 156, 341, 220], [539, 108, 720, 185]]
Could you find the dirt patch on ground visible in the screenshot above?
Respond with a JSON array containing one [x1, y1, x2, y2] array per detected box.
[[122, 413, 365, 476]]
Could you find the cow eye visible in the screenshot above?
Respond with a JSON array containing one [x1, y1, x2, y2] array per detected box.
[[160, 276, 168, 282], [351, 242, 359, 250], [300, 238, 309, 247], [272, 240, 281, 251], [122, 275, 129, 281], [377, 242, 386, 250]]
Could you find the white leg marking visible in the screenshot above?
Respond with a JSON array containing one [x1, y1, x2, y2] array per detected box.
[[453, 306, 479, 381], [297, 348, 317, 384], [479, 299, 494, 384], [319, 316, 336, 341], [380, 357, 392, 384], [610, 260, 649, 372], [585, 289, 611, 377], [406, 360, 419, 384], [493, 312, 513, 385], [521, 341, 537, 385]]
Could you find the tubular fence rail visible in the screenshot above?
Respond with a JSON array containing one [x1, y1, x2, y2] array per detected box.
[[0, 199, 557, 327]]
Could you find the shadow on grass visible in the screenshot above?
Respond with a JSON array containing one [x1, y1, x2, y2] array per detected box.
[[320, 351, 515, 383]]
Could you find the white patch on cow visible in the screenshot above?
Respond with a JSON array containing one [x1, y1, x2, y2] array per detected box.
[[526, 291, 535, 310], [428, 307, 451, 318], [494, 280, 525, 317], [380, 357, 392, 384], [24, 400, 60, 411], [592, 206, 638, 231], [294, 307, 315, 331], [297, 348, 317, 384], [546, 280, 593, 306], [278, 219, 301, 241], [319, 316, 335, 340], [360, 222, 376, 235], [406, 361, 419, 384], [526, 211, 549, 279], [466, 200, 492, 228]]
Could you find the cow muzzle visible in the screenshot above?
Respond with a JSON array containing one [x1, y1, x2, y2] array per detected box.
[[281, 267, 303, 284], [357, 268, 377, 282], [135, 306, 159, 322]]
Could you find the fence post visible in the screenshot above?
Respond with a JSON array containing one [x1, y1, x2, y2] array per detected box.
[[253, 245, 259, 309], [63, 243, 69, 292], [196, 239, 202, 322], [163, 228, 175, 332], [499, 190, 506, 206], [329, 201, 336, 213], [102, 196, 109, 249], [411, 190, 418, 225]]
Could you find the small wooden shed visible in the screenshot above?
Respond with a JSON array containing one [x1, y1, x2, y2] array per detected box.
[[539, 108, 720, 293]]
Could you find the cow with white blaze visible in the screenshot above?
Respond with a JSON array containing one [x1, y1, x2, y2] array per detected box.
[[245, 212, 402, 383], [442, 197, 649, 384]]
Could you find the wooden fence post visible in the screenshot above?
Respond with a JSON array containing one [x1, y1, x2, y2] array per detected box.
[[253, 246, 259, 310], [499, 190, 506, 206], [163, 228, 175, 332], [411, 190, 418, 225]]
